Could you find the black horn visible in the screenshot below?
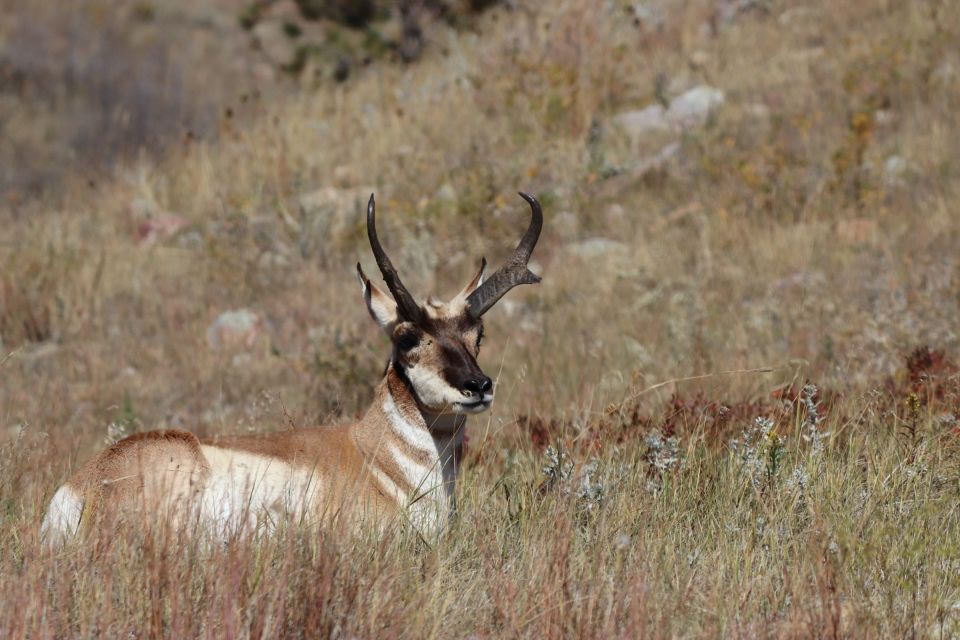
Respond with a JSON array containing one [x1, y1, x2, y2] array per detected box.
[[466, 192, 543, 318], [366, 194, 425, 324]]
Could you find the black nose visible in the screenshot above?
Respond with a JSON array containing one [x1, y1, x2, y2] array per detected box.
[[464, 376, 493, 395]]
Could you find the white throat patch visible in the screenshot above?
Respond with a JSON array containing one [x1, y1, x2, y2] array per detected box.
[[382, 392, 436, 455], [377, 392, 453, 537], [404, 363, 469, 412]]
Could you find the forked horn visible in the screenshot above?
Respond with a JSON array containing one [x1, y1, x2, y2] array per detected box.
[[466, 192, 543, 318], [366, 194, 425, 324]]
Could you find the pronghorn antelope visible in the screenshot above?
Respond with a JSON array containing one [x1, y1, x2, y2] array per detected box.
[[42, 192, 543, 544]]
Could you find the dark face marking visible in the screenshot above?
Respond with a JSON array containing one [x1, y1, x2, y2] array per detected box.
[[438, 338, 488, 395], [390, 311, 491, 403]]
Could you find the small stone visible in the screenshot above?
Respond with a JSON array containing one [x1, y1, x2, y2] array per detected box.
[[564, 238, 629, 259], [883, 155, 908, 188], [137, 213, 188, 247], [252, 20, 298, 68], [931, 58, 958, 89], [630, 142, 680, 177], [434, 183, 457, 202], [604, 203, 626, 227], [688, 50, 711, 70], [499, 299, 526, 318], [298, 185, 377, 243], [130, 197, 155, 218], [874, 109, 896, 127], [612, 105, 670, 141], [746, 102, 771, 122], [666, 74, 694, 98], [257, 251, 291, 271], [628, 2, 664, 31], [770, 271, 826, 294], [177, 230, 204, 250], [207, 309, 263, 350], [777, 6, 820, 28], [744, 102, 772, 136], [394, 230, 438, 288], [667, 86, 725, 128], [715, 0, 765, 26]]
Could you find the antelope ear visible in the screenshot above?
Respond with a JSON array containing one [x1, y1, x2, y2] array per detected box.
[[454, 257, 487, 300], [357, 263, 399, 335]]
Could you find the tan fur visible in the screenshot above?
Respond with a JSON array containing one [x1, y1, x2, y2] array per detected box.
[[49, 365, 462, 542]]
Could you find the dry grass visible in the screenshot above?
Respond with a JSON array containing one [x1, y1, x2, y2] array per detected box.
[[2, 0, 960, 636]]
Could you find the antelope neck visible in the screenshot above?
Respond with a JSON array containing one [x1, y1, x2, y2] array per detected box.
[[354, 366, 466, 526]]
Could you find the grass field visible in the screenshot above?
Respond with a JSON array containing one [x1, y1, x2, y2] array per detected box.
[[2, 0, 960, 636]]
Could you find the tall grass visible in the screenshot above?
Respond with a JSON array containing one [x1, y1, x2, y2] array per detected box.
[[4, 372, 960, 637]]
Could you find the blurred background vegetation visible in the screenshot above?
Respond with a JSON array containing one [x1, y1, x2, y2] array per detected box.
[[1, 0, 958, 438], [0, 0, 505, 197]]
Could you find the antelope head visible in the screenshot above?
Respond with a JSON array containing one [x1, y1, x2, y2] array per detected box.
[[357, 193, 543, 415]]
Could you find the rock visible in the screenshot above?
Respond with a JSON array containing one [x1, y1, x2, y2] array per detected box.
[[715, 0, 766, 27], [713, 0, 738, 26], [874, 109, 896, 127], [177, 230, 204, 250], [744, 102, 772, 136], [770, 271, 826, 293], [605, 203, 626, 228], [746, 102, 771, 122], [130, 197, 155, 218], [207, 309, 263, 350], [434, 183, 457, 202], [564, 238, 629, 260], [257, 251, 292, 271], [251, 61, 278, 85], [667, 86, 725, 128], [630, 142, 680, 177], [137, 213, 188, 247], [931, 58, 958, 89], [612, 105, 670, 141], [666, 74, 695, 98], [563, 238, 640, 281], [298, 185, 376, 241], [883, 155, 908, 188], [397, 230, 438, 287], [628, 2, 665, 31], [299, 186, 375, 211], [500, 299, 550, 335], [777, 6, 820, 28], [498, 299, 526, 318], [252, 20, 298, 68], [688, 50, 711, 70]]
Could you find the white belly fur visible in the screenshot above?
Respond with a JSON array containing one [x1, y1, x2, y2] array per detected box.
[[41, 485, 84, 545], [198, 445, 323, 535]]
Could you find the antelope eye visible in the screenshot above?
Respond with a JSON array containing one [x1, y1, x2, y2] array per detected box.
[[396, 331, 420, 352], [476, 329, 484, 349]]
